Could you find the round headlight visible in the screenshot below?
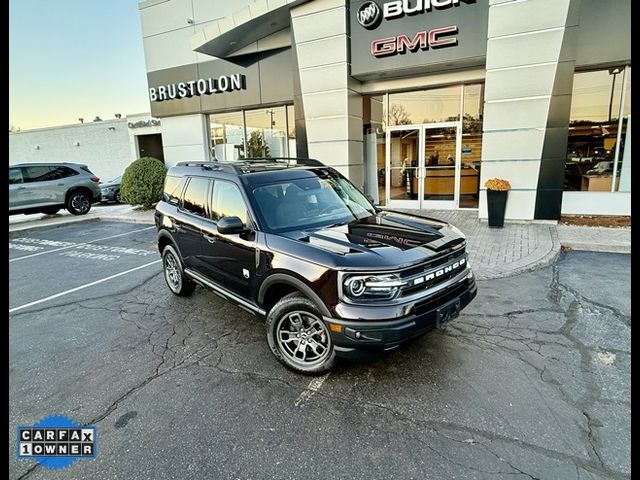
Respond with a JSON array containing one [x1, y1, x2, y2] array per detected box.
[[346, 277, 366, 297]]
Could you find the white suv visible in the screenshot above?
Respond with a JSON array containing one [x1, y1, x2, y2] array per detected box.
[[9, 163, 102, 216]]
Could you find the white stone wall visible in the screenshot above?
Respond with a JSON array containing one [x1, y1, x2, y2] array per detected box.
[[290, 0, 364, 189], [479, 0, 577, 220], [139, 0, 253, 73], [9, 119, 132, 183], [160, 114, 210, 166]]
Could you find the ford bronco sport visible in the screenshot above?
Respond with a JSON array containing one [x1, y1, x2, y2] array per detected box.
[[155, 158, 477, 374]]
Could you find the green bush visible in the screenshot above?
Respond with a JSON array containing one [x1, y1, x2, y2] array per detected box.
[[120, 157, 166, 208]]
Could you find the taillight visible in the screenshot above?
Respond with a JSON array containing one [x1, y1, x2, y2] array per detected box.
[[90, 177, 100, 183]]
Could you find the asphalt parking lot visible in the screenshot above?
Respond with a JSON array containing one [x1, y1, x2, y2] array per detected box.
[[9, 220, 630, 480]]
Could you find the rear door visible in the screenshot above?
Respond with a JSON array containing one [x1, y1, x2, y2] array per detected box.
[[22, 165, 58, 207], [9, 167, 27, 209], [199, 180, 257, 298], [47, 165, 80, 203], [174, 176, 212, 270]]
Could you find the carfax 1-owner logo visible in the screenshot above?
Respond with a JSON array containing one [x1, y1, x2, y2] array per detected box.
[[16, 415, 97, 470]]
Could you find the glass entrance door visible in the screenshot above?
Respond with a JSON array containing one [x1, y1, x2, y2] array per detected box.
[[421, 123, 460, 209], [385, 122, 461, 209]]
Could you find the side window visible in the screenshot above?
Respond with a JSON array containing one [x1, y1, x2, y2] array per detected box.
[[210, 181, 248, 225], [9, 168, 24, 185], [180, 177, 210, 217], [24, 166, 54, 183], [163, 175, 186, 205], [47, 166, 79, 180]]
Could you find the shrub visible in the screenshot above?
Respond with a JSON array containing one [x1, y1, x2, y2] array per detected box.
[[120, 157, 166, 208]]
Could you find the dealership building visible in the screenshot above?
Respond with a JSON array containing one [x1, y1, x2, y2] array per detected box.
[[138, 0, 630, 219]]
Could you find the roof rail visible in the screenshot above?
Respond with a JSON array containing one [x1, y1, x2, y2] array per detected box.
[[240, 157, 325, 167], [175, 161, 220, 169]]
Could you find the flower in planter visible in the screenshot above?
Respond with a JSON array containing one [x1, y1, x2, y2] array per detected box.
[[484, 178, 511, 191]]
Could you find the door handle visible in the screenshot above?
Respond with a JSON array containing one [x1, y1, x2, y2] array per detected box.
[[17, 186, 26, 190], [57, 183, 65, 186], [203, 234, 217, 244]]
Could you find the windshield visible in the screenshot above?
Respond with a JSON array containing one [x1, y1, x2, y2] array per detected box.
[[111, 175, 122, 183], [252, 172, 376, 232]]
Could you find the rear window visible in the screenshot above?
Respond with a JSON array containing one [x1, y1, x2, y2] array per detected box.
[[180, 177, 210, 217], [163, 175, 187, 206], [80, 166, 94, 174], [48, 165, 79, 180]]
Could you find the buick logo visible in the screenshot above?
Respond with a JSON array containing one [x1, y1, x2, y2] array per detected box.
[[357, 1, 382, 30]]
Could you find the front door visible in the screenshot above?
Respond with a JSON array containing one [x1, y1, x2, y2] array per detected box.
[[385, 122, 461, 209], [199, 179, 256, 299]]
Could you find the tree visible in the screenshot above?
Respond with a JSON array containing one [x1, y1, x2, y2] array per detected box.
[[388, 104, 412, 126], [247, 130, 270, 158]]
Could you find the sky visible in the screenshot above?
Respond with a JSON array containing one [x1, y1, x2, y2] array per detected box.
[[9, 0, 150, 131]]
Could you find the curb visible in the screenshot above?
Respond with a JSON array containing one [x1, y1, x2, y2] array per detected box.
[[9, 215, 154, 233], [95, 216, 155, 225], [560, 242, 630, 254]]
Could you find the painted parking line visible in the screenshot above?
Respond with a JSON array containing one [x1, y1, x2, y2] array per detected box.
[[9, 226, 155, 262], [294, 373, 331, 407], [9, 259, 161, 314]]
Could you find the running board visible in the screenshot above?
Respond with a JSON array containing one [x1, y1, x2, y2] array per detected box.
[[184, 268, 266, 316]]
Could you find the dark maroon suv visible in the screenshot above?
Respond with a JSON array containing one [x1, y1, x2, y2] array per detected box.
[[155, 158, 477, 374]]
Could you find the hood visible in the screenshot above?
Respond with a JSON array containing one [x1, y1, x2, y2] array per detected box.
[[100, 181, 120, 188], [265, 210, 466, 270]]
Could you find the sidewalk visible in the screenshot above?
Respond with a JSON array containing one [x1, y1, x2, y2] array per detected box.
[[397, 209, 630, 280], [9, 205, 630, 279]]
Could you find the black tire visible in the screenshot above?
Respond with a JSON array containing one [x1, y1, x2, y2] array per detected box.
[[266, 292, 336, 374], [42, 207, 60, 215], [115, 190, 122, 203], [66, 191, 92, 215], [161, 245, 196, 296]]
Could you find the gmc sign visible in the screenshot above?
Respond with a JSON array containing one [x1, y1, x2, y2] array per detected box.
[[371, 26, 458, 57]]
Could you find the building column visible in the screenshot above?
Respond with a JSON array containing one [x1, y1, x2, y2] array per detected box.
[[480, 0, 581, 220], [160, 114, 210, 167], [290, 0, 364, 189]]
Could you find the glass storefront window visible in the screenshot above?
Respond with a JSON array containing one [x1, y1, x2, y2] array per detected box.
[[209, 104, 294, 162], [565, 67, 630, 192], [461, 83, 483, 208], [287, 105, 296, 157], [387, 85, 461, 126], [244, 106, 287, 158], [210, 112, 246, 161]]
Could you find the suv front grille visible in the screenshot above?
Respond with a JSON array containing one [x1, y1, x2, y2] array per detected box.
[[398, 247, 468, 299]]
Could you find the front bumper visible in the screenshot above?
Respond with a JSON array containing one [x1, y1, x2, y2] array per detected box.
[[324, 274, 477, 360], [101, 190, 117, 202]]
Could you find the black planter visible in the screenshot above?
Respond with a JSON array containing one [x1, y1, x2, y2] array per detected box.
[[487, 189, 508, 228]]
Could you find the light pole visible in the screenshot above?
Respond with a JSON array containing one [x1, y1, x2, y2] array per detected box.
[[266, 109, 275, 129], [608, 67, 623, 123]]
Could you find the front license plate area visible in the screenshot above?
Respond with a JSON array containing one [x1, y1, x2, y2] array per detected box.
[[436, 298, 461, 328]]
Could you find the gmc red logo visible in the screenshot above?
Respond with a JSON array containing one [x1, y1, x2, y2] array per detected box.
[[366, 232, 422, 247], [371, 26, 458, 57]]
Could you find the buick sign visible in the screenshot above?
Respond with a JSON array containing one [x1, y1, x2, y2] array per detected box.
[[357, 1, 382, 29]]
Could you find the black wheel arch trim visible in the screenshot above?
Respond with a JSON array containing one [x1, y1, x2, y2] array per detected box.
[[157, 230, 185, 264], [258, 273, 331, 317]]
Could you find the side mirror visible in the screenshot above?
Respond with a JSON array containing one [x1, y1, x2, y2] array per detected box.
[[217, 216, 245, 235]]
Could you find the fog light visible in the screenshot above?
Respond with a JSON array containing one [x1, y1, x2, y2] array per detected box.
[[328, 323, 343, 333]]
